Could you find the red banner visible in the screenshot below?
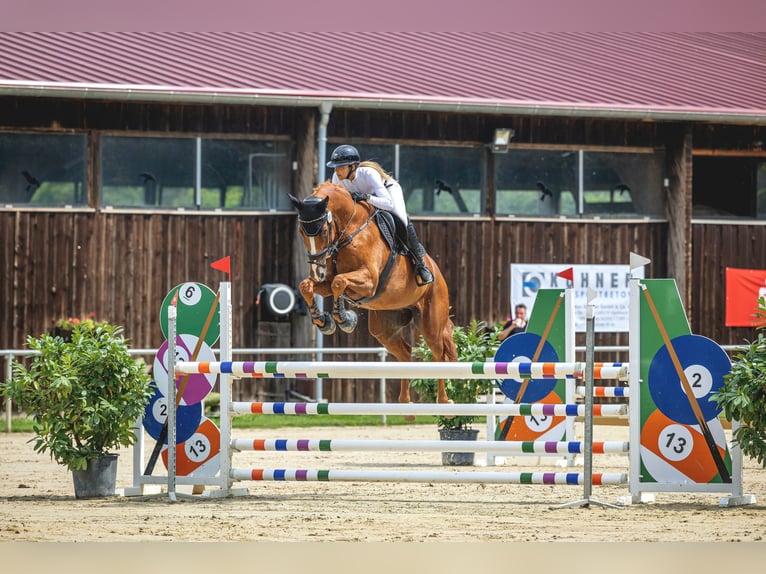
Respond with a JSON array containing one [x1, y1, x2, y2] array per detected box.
[[725, 267, 766, 327]]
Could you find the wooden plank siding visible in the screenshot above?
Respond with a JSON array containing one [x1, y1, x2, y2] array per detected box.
[[1, 211, 297, 350], [3, 211, 666, 402], [3, 208, 765, 404]]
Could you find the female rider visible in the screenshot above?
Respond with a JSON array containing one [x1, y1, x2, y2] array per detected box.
[[326, 144, 434, 285]]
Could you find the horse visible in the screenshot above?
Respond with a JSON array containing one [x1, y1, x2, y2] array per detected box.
[[288, 181, 457, 404]]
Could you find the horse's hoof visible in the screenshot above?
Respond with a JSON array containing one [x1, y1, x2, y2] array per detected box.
[[319, 323, 336, 335], [336, 311, 358, 333], [398, 400, 416, 422], [316, 315, 337, 335], [437, 398, 454, 418]]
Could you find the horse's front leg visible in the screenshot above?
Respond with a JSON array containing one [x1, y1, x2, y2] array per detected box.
[[332, 294, 358, 333], [298, 278, 336, 335], [330, 270, 376, 333]]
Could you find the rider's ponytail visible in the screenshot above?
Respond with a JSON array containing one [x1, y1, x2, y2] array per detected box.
[[359, 161, 393, 182]]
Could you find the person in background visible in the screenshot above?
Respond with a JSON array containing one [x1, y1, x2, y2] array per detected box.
[[498, 303, 527, 341], [326, 144, 434, 286]]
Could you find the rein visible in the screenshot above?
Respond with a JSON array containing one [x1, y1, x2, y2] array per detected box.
[[300, 201, 375, 270]]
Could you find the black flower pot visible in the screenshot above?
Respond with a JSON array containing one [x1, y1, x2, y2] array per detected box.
[[438, 428, 480, 466], [72, 454, 118, 499]]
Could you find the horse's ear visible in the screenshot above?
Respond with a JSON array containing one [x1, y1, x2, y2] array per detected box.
[[320, 196, 329, 209], [287, 193, 302, 210]]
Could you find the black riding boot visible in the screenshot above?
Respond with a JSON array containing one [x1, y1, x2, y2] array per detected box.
[[405, 221, 434, 286]]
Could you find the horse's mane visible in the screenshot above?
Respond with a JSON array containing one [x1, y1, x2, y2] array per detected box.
[[313, 181, 374, 216]]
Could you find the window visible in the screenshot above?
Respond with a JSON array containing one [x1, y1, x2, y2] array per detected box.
[[326, 143, 485, 216], [101, 136, 292, 210], [495, 150, 577, 216], [496, 148, 665, 218], [400, 145, 485, 215], [693, 156, 766, 219], [0, 133, 87, 207]]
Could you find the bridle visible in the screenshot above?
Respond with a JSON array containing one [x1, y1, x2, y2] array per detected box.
[[298, 210, 336, 272], [298, 198, 375, 274]]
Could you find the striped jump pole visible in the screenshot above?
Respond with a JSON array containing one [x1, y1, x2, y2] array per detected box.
[[575, 386, 630, 398], [230, 468, 628, 486], [232, 438, 630, 455], [176, 360, 629, 380], [592, 363, 630, 381], [233, 401, 629, 417]]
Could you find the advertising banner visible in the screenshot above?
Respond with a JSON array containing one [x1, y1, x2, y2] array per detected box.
[[510, 263, 642, 332]]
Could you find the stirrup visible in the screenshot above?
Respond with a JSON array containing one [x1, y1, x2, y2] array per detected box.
[[415, 265, 434, 286]]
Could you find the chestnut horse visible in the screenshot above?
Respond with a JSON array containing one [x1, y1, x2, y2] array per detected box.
[[289, 182, 456, 404]]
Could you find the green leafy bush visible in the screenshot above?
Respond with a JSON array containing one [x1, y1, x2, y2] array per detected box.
[[3, 322, 153, 471], [410, 319, 501, 430], [712, 297, 766, 467]]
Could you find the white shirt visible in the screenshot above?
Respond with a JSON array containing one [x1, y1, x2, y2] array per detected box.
[[332, 166, 396, 213]]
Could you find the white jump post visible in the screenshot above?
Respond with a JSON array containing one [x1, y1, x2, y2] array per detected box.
[[167, 304, 177, 501], [207, 281, 247, 498], [555, 287, 623, 510]]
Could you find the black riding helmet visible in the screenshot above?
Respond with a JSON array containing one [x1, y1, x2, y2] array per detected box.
[[326, 145, 360, 168]]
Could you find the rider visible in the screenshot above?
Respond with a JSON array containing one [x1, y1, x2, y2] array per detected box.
[[327, 144, 434, 286]]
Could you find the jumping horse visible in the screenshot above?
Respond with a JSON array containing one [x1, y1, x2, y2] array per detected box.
[[289, 182, 457, 404]]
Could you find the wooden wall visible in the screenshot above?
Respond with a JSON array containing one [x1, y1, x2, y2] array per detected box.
[[0, 210, 296, 351], [2, 209, 668, 402], [3, 199, 765, 404]]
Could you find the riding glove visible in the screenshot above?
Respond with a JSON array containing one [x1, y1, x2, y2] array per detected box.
[[350, 191, 370, 203]]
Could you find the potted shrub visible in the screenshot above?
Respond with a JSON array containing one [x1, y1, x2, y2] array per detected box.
[[3, 319, 153, 498], [410, 320, 501, 465], [712, 297, 766, 468]]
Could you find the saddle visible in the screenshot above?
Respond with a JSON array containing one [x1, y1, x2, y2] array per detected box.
[[372, 210, 408, 255], [346, 209, 407, 305]]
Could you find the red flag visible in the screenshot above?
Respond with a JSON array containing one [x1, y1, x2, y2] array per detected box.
[[211, 256, 231, 275], [725, 267, 766, 327], [556, 267, 574, 283]]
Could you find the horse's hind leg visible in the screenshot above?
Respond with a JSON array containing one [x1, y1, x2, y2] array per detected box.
[[432, 323, 458, 404], [417, 277, 457, 404], [368, 309, 415, 404]]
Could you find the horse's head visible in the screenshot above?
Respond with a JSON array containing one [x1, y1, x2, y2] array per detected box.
[[289, 191, 336, 282], [289, 183, 371, 282]]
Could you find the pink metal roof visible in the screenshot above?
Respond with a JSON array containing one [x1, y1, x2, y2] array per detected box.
[[0, 32, 764, 122]]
